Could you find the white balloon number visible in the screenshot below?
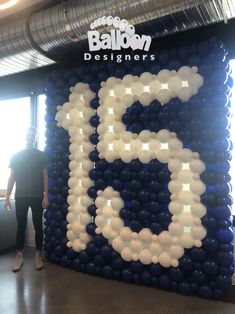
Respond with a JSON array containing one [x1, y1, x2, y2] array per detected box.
[[56, 66, 207, 267]]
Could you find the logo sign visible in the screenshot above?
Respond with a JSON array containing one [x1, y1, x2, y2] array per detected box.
[[87, 16, 152, 52]]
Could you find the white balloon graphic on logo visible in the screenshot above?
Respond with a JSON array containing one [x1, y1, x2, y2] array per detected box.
[[56, 66, 206, 267]]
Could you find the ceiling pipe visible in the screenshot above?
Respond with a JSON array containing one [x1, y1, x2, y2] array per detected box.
[[0, 0, 234, 77]]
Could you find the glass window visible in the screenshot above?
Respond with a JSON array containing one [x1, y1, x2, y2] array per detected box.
[[37, 94, 46, 151], [0, 97, 30, 192]]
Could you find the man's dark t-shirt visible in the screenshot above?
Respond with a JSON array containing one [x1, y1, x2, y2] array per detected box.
[[10, 148, 47, 198]]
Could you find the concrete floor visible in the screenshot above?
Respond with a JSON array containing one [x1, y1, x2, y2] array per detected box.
[[0, 247, 235, 314]]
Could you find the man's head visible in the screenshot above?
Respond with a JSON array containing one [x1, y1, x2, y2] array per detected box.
[[26, 127, 37, 149]]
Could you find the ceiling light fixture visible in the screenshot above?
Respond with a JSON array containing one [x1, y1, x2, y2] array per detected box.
[[0, 0, 20, 10]]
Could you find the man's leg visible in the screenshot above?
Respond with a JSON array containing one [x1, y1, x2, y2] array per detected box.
[[13, 198, 29, 272], [30, 198, 44, 270]]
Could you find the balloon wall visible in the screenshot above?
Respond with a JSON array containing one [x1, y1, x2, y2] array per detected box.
[[44, 37, 234, 299]]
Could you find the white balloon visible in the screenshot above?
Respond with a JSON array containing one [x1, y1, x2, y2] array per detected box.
[[189, 159, 205, 174], [149, 243, 163, 255], [111, 218, 124, 232], [122, 75, 135, 87], [121, 247, 133, 261], [131, 82, 144, 95], [178, 87, 193, 102], [168, 159, 182, 173], [168, 201, 183, 215], [156, 149, 171, 163], [130, 139, 142, 152], [72, 239, 82, 252], [112, 237, 125, 251], [169, 245, 184, 259], [139, 130, 152, 143], [120, 131, 133, 143], [113, 140, 125, 152], [149, 139, 160, 151], [158, 231, 171, 246], [191, 203, 206, 218], [120, 150, 133, 163], [130, 240, 143, 253], [156, 129, 171, 143], [149, 79, 162, 94], [157, 69, 171, 83], [178, 66, 192, 80], [105, 150, 117, 162], [120, 227, 132, 240], [168, 181, 182, 193], [168, 138, 183, 151], [178, 212, 193, 226], [139, 72, 153, 85], [139, 92, 153, 106], [158, 252, 171, 267], [190, 180, 206, 195], [138, 150, 151, 163], [139, 249, 152, 265], [157, 89, 170, 104], [178, 191, 194, 204], [113, 84, 126, 98], [168, 76, 183, 92], [168, 222, 184, 236], [192, 225, 207, 239], [177, 170, 194, 183], [139, 228, 152, 242]]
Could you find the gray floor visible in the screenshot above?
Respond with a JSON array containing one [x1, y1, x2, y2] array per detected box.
[[0, 247, 235, 314]]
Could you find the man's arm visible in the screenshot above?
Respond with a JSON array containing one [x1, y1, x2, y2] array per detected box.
[[4, 169, 15, 210], [42, 168, 49, 208]]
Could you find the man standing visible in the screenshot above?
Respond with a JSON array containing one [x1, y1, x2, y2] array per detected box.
[[4, 127, 48, 272]]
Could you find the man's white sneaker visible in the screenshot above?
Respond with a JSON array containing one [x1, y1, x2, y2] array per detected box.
[[35, 251, 44, 270], [12, 252, 23, 272]]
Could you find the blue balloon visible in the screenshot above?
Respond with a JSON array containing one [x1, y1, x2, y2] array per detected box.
[[141, 270, 152, 285], [86, 223, 96, 236], [216, 227, 234, 243], [87, 204, 97, 216], [93, 235, 107, 248], [102, 265, 114, 279], [213, 206, 231, 220], [138, 210, 150, 223], [179, 255, 194, 272], [203, 260, 219, 276], [179, 282, 193, 295], [120, 208, 131, 220], [215, 275, 232, 290], [54, 228, 64, 240], [159, 274, 170, 289], [112, 257, 125, 270], [121, 269, 133, 282], [100, 244, 112, 258], [94, 255, 105, 266], [203, 237, 219, 254], [86, 242, 96, 256], [169, 268, 184, 282], [217, 251, 234, 267], [199, 285, 213, 299], [87, 262, 96, 275], [131, 261, 143, 274], [130, 220, 141, 232], [192, 270, 207, 285]]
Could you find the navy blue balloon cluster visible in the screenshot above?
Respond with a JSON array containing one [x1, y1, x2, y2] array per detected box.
[[44, 37, 234, 299]]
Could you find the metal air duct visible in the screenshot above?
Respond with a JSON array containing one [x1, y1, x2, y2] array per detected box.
[[0, 0, 235, 77]]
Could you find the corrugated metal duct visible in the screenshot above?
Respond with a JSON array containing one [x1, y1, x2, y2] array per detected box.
[[0, 0, 235, 77]]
